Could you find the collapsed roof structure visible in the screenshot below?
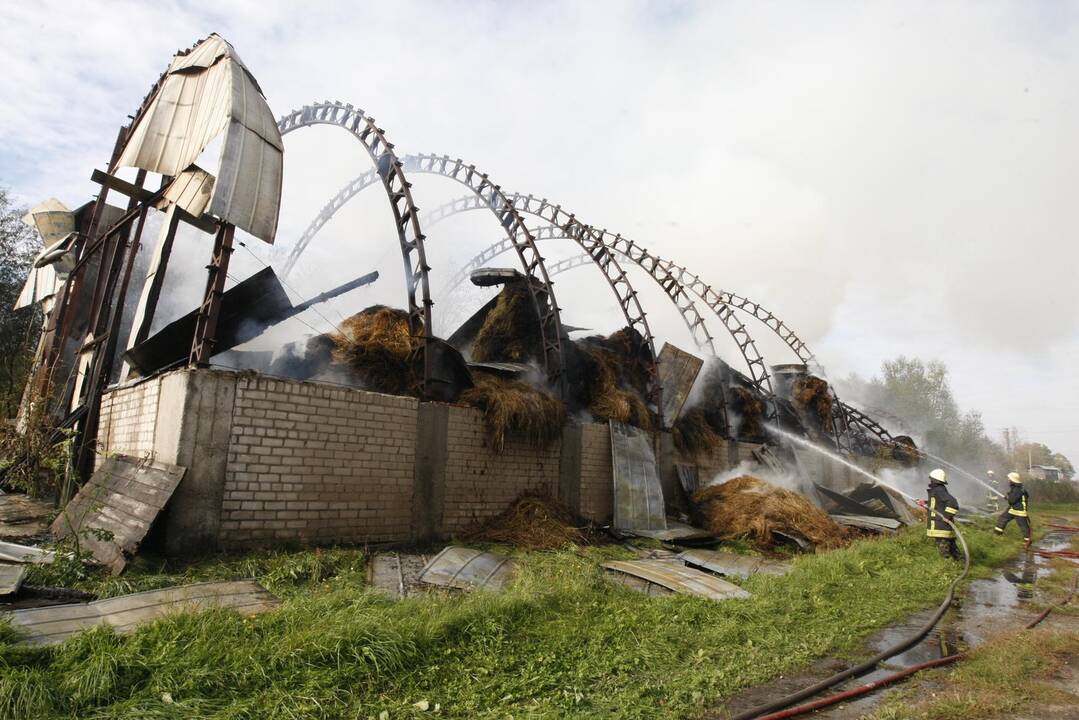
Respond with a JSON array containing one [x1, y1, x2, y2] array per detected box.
[[14, 33, 919, 492]]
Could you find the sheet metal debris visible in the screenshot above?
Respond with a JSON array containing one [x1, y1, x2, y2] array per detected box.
[[830, 514, 902, 533], [418, 547, 515, 591], [21, 198, 75, 245], [675, 463, 701, 497], [657, 342, 704, 425], [610, 421, 667, 532], [51, 455, 186, 574], [4, 580, 278, 645], [158, 165, 215, 216], [678, 549, 792, 579], [0, 564, 27, 596], [628, 519, 713, 542], [603, 559, 752, 602], [116, 34, 282, 242], [0, 540, 56, 565], [0, 494, 54, 539]]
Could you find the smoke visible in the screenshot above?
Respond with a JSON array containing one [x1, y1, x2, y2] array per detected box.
[[706, 459, 816, 500]]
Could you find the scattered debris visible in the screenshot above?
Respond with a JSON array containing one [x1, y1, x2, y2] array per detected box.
[[620, 519, 714, 543], [5, 579, 279, 645], [418, 546, 516, 591], [0, 539, 55, 564], [366, 552, 433, 598], [0, 564, 27, 596], [675, 463, 702, 497], [692, 475, 849, 550], [603, 559, 752, 601], [815, 482, 916, 525], [657, 342, 704, 425], [611, 421, 667, 532], [459, 492, 592, 549], [678, 549, 793, 579], [830, 514, 902, 533], [51, 455, 186, 574], [0, 493, 54, 539]]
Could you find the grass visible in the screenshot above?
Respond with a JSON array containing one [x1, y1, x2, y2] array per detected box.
[[868, 626, 1079, 720], [0, 519, 1031, 719]]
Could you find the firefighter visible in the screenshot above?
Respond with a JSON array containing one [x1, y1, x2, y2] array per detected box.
[[994, 472, 1031, 546], [925, 468, 961, 560]]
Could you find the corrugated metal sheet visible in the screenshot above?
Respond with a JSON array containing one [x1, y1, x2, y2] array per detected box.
[[629, 520, 713, 542], [830, 514, 902, 532], [610, 421, 667, 532], [51, 455, 186, 574], [14, 232, 76, 309], [675, 463, 701, 497], [5, 580, 278, 645], [657, 343, 703, 425], [603, 559, 752, 601], [0, 540, 55, 565], [678, 549, 792, 579], [0, 564, 26, 596], [419, 547, 515, 591], [116, 34, 281, 243], [21, 198, 74, 245], [159, 165, 215, 216]]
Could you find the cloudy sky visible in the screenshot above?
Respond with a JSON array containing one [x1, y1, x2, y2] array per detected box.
[[2, 1, 1076, 462]]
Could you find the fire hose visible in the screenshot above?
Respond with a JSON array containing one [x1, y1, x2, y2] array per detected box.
[[729, 517, 1078, 720], [727, 514, 973, 720]]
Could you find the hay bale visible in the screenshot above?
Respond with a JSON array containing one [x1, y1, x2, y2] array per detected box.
[[791, 375, 833, 438], [730, 386, 767, 442], [459, 374, 565, 452], [692, 475, 849, 550], [459, 492, 593, 549], [331, 306, 420, 396], [672, 407, 723, 457], [471, 282, 542, 364]]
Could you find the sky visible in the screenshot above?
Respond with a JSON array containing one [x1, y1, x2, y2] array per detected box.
[[1, 1, 1077, 463]]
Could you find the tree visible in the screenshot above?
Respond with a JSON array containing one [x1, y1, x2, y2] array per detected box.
[[0, 187, 42, 417]]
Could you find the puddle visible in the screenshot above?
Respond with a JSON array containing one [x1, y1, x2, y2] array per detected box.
[[713, 531, 1071, 719]]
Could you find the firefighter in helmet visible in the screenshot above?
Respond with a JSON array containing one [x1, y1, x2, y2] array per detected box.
[[925, 468, 961, 560], [994, 472, 1031, 546]]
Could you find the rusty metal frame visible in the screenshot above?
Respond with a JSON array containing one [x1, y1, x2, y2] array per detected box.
[[189, 223, 235, 366], [397, 154, 569, 395], [276, 101, 434, 396]]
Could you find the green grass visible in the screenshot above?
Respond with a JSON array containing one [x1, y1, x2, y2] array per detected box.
[[869, 626, 1079, 720], [0, 520, 1030, 720]]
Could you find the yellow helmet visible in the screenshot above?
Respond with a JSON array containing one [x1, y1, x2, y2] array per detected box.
[[1008, 472, 1022, 484], [929, 468, 947, 483]]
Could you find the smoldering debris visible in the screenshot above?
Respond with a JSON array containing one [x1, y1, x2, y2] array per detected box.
[[672, 407, 723, 457], [790, 375, 834, 440], [470, 282, 543, 364], [692, 475, 849, 550]]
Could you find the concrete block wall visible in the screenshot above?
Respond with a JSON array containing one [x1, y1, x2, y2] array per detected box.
[[218, 375, 418, 547], [440, 405, 561, 534]]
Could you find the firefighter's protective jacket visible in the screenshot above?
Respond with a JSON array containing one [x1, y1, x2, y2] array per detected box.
[[926, 482, 959, 538], [1006, 484, 1030, 517]]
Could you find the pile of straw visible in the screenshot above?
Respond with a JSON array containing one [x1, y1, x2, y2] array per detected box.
[[575, 327, 654, 428], [672, 407, 723, 456], [460, 374, 565, 452], [692, 475, 849, 550], [791, 375, 833, 437], [331, 306, 419, 396], [459, 492, 593, 549], [471, 283, 542, 364]]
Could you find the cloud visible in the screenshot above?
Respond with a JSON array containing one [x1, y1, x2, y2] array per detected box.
[[1, 1, 1076, 461]]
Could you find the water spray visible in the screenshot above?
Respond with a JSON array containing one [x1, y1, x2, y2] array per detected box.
[[918, 450, 1005, 498], [766, 425, 919, 503]]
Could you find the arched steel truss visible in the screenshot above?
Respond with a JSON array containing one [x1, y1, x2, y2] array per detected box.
[[397, 156, 660, 416], [276, 102, 434, 394], [279, 153, 898, 441]]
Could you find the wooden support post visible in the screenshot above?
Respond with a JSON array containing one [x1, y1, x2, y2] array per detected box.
[[189, 224, 235, 367]]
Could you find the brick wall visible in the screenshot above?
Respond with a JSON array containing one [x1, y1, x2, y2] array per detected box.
[[440, 405, 562, 534], [98, 375, 164, 459], [218, 375, 418, 547], [579, 422, 613, 522]]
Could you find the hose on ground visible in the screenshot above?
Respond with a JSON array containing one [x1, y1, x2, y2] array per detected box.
[[726, 514, 971, 720], [748, 572, 1078, 720]]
